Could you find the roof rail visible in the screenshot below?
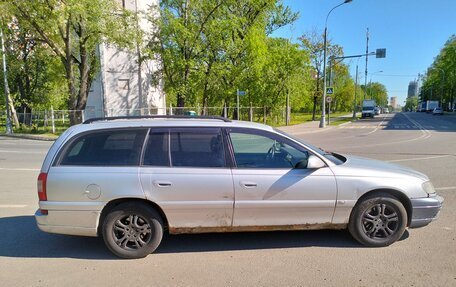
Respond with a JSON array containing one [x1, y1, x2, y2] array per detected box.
[[83, 115, 232, 124]]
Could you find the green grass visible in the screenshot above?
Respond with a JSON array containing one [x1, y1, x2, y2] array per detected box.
[[13, 125, 67, 136]]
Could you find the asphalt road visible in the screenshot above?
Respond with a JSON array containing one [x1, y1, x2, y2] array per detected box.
[[0, 112, 455, 286]]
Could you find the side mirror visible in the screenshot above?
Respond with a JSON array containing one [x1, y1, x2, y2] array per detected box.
[[294, 159, 308, 169], [307, 155, 326, 169]]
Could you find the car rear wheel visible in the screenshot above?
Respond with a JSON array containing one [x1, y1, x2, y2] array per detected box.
[[348, 194, 407, 247], [102, 202, 163, 259]]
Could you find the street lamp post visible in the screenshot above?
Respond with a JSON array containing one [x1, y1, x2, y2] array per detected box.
[[352, 63, 359, 119], [1, 22, 13, 134], [320, 0, 352, 128]]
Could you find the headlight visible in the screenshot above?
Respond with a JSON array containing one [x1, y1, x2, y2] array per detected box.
[[422, 181, 436, 196]]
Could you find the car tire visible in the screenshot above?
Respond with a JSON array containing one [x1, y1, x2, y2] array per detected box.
[[102, 202, 163, 259], [348, 194, 407, 247]]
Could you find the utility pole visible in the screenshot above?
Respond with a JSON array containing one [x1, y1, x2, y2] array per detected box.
[[353, 63, 359, 119], [363, 28, 369, 100], [1, 21, 13, 134]]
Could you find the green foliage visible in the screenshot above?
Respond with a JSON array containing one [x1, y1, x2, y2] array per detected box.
[[0, 18, 67, 110], [404, 96, 418, 112], [3, 0, 138, 123], [364, 82, 388, 107], [299, 29, 349, 115], [421, 35, 456, 109], [153, 0, 307, 115]]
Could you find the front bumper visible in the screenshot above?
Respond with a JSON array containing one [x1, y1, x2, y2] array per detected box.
[[409, 195, 444, 228]]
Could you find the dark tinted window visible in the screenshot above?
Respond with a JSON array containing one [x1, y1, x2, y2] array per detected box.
[[60, 129, 147, 166], [229, 131, 309, 169], [170, 128, 226, 168], [143, 131, 170, 166]]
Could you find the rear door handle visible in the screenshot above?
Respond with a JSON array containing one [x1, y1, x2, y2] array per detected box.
[[153, 181, 172, 188], [240, 181, 257, 188]]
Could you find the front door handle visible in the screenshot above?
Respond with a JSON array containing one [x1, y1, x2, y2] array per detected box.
[[153, 181, 172, 188], [240, 181, 257, 188]]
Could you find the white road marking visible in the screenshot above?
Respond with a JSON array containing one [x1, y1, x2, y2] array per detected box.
[[0, 204, 28, 208], [346, 113, 432, 149], [388, 155, 451, 163], [0, 167, 40, 171], [363, 115, 387, 136], [435, 186, 456, 191]]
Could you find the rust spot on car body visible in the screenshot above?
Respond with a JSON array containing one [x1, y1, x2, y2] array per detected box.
[[168, 223, 347, 234]]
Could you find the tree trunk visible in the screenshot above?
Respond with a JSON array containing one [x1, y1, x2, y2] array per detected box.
[[7, 93, 20, 127]]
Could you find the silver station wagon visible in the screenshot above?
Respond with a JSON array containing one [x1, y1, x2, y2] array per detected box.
[[35, 116, 443, 258]]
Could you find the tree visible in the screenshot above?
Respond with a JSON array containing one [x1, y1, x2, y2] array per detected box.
[[298, 29, 343, 119], [330, 63, 355, 112], [247, 37, 310, 113], [152, 0, 299, 113], [404, 96, 418, 112], [1, 18, 66, 114], [4, 0, 137, 124], [422, 35, 455, 110], [363, 82, 388, 106]]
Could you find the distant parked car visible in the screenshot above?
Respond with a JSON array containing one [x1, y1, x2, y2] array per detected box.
[[374, 107, 381, 115], [432, 107, 443, 115]]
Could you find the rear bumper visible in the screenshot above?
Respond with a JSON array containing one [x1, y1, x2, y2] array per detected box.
[[35, 208, 100, 237], [409, 195, 444, 228]]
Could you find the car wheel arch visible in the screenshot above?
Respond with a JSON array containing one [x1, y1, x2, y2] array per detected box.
[[353, 189, 413, 227], [97, 198, 169, 236]]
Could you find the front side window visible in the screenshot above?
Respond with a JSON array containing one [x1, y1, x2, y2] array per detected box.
[[60, 129, 147, 166], [229, 130, 309, 169]]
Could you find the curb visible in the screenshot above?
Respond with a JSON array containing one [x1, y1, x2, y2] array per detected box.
[[337, 120, 354, 127], [0, 134, 57, 141]]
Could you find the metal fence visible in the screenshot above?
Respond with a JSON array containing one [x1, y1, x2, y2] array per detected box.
[[1, 105, 292, 134]]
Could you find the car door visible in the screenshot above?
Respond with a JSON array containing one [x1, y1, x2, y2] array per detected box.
[[227, 128, 337, 227], [140, 127, 234, 230]]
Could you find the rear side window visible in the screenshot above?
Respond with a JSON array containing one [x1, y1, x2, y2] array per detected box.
[[59, 129, 147, 166], [143, 128, 226, 168], [143, 131, 170, 166]]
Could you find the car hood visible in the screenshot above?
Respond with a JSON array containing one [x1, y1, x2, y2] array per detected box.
[[333, 154, 429, 181]]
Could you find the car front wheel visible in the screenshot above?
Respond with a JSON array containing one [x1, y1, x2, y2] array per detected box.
[[348, 194, 407, 247], [102, 202, 163, 259]]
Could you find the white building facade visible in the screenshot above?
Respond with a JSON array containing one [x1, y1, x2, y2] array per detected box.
[[84, 0, 166, 119]]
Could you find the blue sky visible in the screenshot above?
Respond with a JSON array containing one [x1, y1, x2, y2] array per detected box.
[[272, 0, 456, 106]]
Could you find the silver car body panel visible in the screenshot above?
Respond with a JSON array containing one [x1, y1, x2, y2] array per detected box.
[[35, 119, 443, 236], [232, 167, 337, 226], [140, 167, 234, 228]]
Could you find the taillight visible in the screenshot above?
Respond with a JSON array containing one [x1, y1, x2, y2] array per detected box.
[[37, 172, 47, 201]]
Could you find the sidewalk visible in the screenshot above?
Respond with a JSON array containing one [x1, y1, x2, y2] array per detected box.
[[0, 133, 57, 141], [279, 113, 355, 135]]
